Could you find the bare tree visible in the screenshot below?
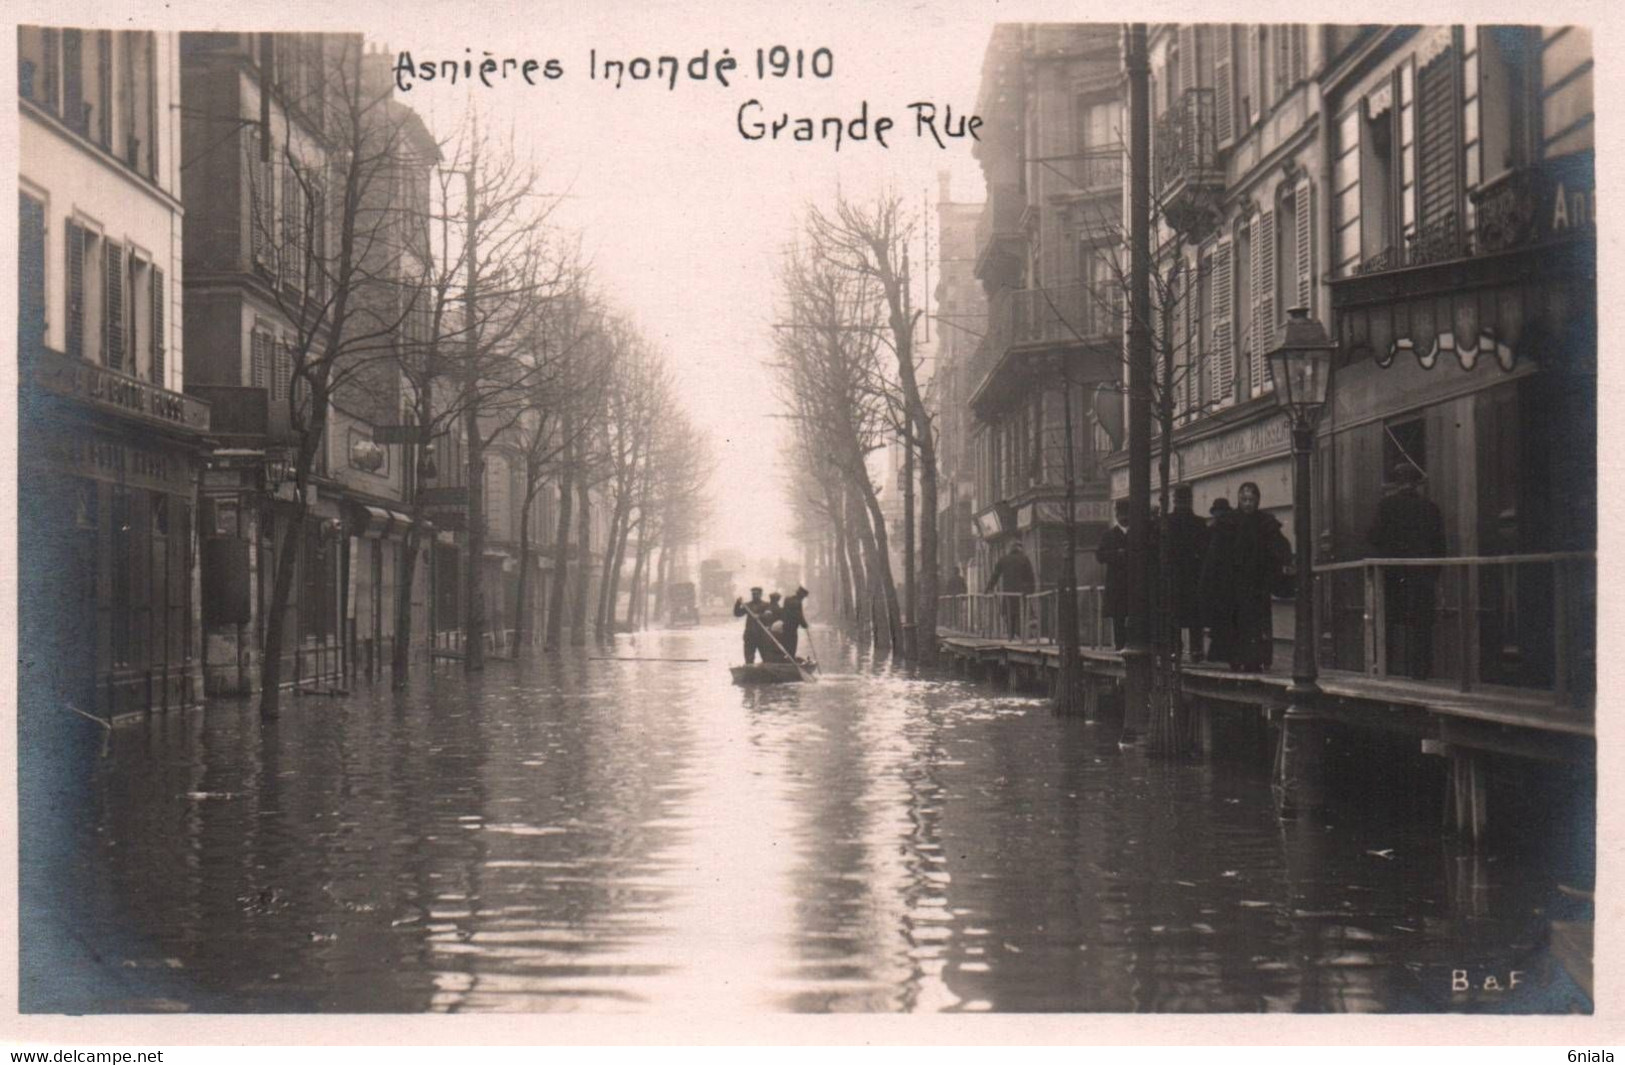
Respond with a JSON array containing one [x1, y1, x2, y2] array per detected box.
[[771, 239, 901, 656], [807, 192, 940, 666], [245, 38, 444, 717]]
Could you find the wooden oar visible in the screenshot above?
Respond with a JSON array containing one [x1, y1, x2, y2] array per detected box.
[[589, 657, 709, 663], [744, 607, 816, 682]]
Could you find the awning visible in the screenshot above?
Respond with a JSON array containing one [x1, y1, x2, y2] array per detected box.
[[354, 507, 419, 540], [355, 505, 393, 539]]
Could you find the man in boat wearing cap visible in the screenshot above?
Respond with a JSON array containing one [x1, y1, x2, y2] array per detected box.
[[777, 586, 811, 661], [733, 587, 772, 664]]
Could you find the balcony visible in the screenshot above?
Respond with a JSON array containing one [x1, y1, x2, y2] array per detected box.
[[185, 384, 293, 446], [1154, 88, 1224, 240], [28, 346, 209, 436], [974, 182, 1027, 288], [971, 283, 1122, 417]]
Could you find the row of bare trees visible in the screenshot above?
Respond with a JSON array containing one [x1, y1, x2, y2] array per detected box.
[[770, 191, 938, 664], [241, 40, 708, 715]]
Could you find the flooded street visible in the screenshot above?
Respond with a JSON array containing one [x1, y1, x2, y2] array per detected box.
[[23, 623, 1587, 1014]]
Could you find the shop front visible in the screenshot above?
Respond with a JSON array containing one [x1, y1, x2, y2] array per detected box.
[[20, 348, 210, 720]]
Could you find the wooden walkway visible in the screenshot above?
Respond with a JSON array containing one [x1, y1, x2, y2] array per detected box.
[[938, 632, 1593, 762]]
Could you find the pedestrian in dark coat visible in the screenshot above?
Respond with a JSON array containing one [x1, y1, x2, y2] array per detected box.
[[1199, 482, 1290, 672], [944, 567, 968, 597], [1165, 485, 1209, 661], [985, 542, 1036, 639], [1368, 464, 1448, 679], [778, 587, 810, 659], [1203, 498, 1235, 660], [733, 587, 770, 664], [1097, 500, 1132, 649]]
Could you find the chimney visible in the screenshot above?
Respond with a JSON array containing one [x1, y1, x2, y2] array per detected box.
[[938, 169, 952, 204]]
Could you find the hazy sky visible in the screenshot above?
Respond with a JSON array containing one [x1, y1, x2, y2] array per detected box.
[[385, 1, 990, 565]]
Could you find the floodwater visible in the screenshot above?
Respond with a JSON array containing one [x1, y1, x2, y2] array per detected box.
[[21, 623, 1592, 1013]]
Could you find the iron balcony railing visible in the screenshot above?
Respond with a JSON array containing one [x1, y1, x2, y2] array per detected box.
[[981, 283, 1121, 385], [975, 182, 1027, 262], [1153, 88, 1220, 199], [1074, 146, 1125, 195]]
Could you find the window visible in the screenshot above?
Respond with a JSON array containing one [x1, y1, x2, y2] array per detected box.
[[19, 193, 47, 357], [63, 29, 85, 134], [1416, 36, 1461, 250], [104, 239, 125, 372], [1235, 221, 1251, 397], [151, 267, 166, 385], [22, 29, 159, 176], [1361, 92, 1396, 261], [250, 326, 272, 389]]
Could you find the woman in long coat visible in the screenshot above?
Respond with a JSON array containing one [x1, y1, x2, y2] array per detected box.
[[1199, 482, 1291, 672]]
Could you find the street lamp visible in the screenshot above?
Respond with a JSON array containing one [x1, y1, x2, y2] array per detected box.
[[1266, 306, 1336, 814]]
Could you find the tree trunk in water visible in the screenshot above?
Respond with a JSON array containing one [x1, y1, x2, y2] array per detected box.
[[653, 546, 670, 625], [842, 490, 869, 641], [259, 503, 304, 718], [624, 533, 648, 631], [569, 479, 592, 646], [392, 527, 420, 690], [850, 489, 894, 656], [515, 480, 537, 654], [463, 405, 487, 672], [259, 404, 325, 717], [903, 437, 915, 659], [543, 462, 574, 652], [594, 499, 628, 638], [856, 476, 903, 654]]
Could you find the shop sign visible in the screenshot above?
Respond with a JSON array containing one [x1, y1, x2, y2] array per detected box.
[[32, 347, 209, 432]]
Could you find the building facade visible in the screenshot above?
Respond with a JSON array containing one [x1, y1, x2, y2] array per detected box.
[[19, 27, 209, 720], [1105, 23, 1595, 689], [969, 24, 1127, 594], [931, 172, 987, 589]]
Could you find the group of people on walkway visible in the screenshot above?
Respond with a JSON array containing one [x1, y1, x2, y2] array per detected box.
[[1092, 482, 1290, 671], [733, 586, 811, 665]]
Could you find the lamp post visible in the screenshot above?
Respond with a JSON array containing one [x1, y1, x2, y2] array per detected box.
[[1266, 306, 1336, 814]]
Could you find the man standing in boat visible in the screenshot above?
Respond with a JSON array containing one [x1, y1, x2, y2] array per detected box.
[[777, 586, 811, 661], [734, 587, 771, 664]]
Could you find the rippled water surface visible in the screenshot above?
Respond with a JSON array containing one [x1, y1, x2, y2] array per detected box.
[[22, 624, 1589, 1012]]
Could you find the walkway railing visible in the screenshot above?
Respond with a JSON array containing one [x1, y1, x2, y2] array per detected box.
[[1315, 553, 1594, 708], [939, 552, 1594, 711], [939, 588, 1114, 649]]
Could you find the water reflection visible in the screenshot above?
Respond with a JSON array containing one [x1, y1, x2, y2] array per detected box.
[[23, 623, 1584, 1013]]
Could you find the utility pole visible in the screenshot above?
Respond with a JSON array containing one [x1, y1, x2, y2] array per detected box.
[[1123, 23, 1154, 742]]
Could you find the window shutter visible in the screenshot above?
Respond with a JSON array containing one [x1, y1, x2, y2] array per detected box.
[[66, 222, 85, 359], [251, 329, 268, 388], [97, 31, 112, 147], [1253, 210, 1275, 394], [1213, 237, 1234, 402], [1245, 27, 1262, 125], [1290, 25, 1307, 86], [1178, 25, 1198, 98], [151, 267, 166, 385], [1214, 25, 1235, 147], [105, 240, 125, 372], [282, 161, 296, 281], [1416, 48, 1460, 236], [274, 338, 290, 402], [1294, 175, 1314, 315], [19, 195, 47, 357], [43, 29, 59, 113]]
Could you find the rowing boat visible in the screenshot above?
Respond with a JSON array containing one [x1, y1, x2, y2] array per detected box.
[[730, 660, 819, 685]]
